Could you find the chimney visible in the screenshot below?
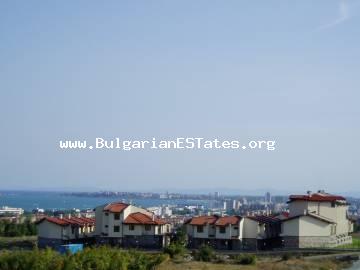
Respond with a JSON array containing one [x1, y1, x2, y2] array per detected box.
[[307, 190, 312, 196], [59, 214, 63, 219], [152, 214, 155, 221]]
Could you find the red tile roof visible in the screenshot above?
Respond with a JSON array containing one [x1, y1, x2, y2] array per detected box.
[[103, 202, 129, 213], [215, 216, 242, 226], [189, 215, 218, 226], [289, 193, 346, 203], [123, 212, 166, 225], [36, 216, 95, 227]]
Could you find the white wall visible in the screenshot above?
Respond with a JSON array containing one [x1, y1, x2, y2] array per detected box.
[[282, 216, 331, 237], [242, 218, 258, 239], [37, 221, 64, 239]]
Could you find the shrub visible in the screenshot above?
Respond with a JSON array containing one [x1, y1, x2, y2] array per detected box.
[[281, 253, 294, 261], [234, 254, 257, 265], [193, 245, 214, 262], [163, 243, 186, 258], [0, 246, 167, 270]]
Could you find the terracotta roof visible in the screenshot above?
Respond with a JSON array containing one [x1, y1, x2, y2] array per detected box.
[[215, 216, 242, 226], [246, 215, 280, 224], [36, 216, 95, 226], [282, 213, 335, 224], [123, 212, 166, 225], [103, 202, 129, 213], [189, 215, 218, 226], [289, 193, 346, 203]]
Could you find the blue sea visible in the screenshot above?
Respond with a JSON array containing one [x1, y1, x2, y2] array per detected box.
[[0, 191, 210, 211]]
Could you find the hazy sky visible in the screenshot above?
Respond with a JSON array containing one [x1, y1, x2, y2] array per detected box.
[[1, 1, 359, 194]]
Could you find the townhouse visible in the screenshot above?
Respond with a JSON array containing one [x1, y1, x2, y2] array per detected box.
[[94, 202, 171, 248], [281, 190, 353, 248], [185, 214, 280, 250], [36, 216, 95, 248]]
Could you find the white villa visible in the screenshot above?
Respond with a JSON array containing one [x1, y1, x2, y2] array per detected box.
[[94, 202, 171, 248], [281, 190, 353, 248], [36, 216, 95, 248]]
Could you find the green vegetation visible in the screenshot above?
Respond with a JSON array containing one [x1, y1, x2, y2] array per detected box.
[[0, 246, 169, 270], [163, 243, 186, 259], [337, 236, 360, 249], [192, 244, 215, 262], [0, 219, 36, 237], [281, 253, 294, 261], [163, 228, 187, 259], [233, 254, 257, 265], [0, 236, 37, 250]]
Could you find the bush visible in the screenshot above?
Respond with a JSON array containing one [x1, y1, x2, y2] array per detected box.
[[0, 219, 37, 237], [163, 243, 186, 258], [193, 245, 214, 262], [0, 246, 167, 270], [281, 253, 294, 261], [234, 254, 257, 265]]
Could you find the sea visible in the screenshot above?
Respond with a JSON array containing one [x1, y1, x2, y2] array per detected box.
[[0, 191, 210, 211]]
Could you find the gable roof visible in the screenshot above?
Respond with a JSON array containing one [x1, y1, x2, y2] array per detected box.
[[215, 216, 242, 226], [289, 193, 346, 203], [103, 202, 129, 213], [123, 212, 166, 225], [189, 215, 218, 226], [36, 216, 95, 227]]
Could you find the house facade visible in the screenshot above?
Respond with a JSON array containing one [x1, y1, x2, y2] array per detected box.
[[281, 191, 353, 248], [186, 214, 280, 250], [36, 216, 95, 248], [94, 202, 171, 248]]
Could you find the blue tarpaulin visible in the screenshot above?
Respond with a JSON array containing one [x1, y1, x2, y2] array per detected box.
[[57, 244, 83, 254]]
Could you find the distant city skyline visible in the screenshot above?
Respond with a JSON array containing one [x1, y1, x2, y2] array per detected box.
[[1, 1, 360, 191]]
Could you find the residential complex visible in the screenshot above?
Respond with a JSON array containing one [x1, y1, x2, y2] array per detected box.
[[35, 190, 354, 250], [185, 214, 281, 250]]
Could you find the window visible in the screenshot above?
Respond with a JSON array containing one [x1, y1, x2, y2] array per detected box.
[[145, 225, 151, 231], [197, 226, 203, 233], [129, 224, 135, 231], [113, 226, 120, 233], [114, 213, 120, 220], [331, 202, 336, 208], [105, 213, 109, 216], [219, 226, 226, 234], [71, 227, 75, 234], [331, 225, 337, 235]]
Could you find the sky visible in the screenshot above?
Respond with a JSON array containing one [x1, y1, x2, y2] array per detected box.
[[1, 1, 360, 195]]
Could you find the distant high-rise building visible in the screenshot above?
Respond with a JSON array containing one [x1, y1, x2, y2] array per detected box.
[[214, 191, 220, 199], [265, 192, 271, 204]]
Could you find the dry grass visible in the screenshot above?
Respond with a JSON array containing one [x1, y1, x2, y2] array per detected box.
[[156, 258, 351, 270]]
